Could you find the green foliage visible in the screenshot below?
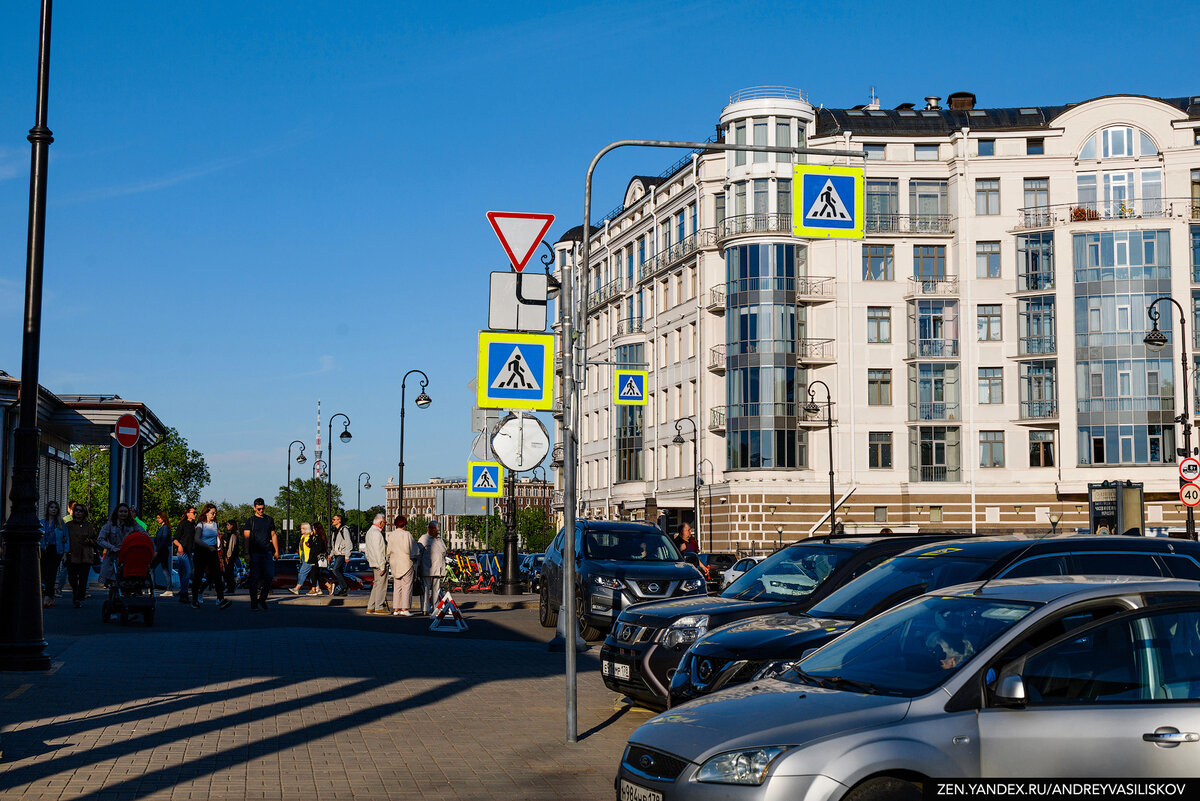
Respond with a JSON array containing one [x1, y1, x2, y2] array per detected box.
[[68, 444, 109, 521], [518, 506, 553, 552], [274, 478, 343, 533], [346, 504, 386, 536], [457, 513, 504, 551], [406, 514, 432, 540]]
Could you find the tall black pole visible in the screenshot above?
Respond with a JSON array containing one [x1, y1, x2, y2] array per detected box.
[[326, 413, 349, 528], [398, 369, 430, 524], [1146, 298, 1195, 540], [0, 0, 54, 672], [286, 440, 305, 553], [807, 380, 836, 538], [502, 465, 519, 594], [357, 471, 370, 545], [673, 417, 699, 546]]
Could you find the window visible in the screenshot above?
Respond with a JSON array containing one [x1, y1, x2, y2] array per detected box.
[[913, 245, 947, 280], [979, 367, 1003, 403], [915, 144, 939, 161], [777, 179, 791, 219], [868, 369, 892, 406], [1026, 138, 1044, 155], [874, 506, 888, 523], [978, 139, 994, 156], [980, 431, 1005, 467], [977, 304, 1002, 341], [867, 307, 891, 343], [1024, 178, 1049, 210], [776, 121, 792, 163], [753, 120, 768, 163], [975, 179, 1000, 215], [863, 244, 894, 280], [864, 144, 885, 160], [976, 241, 1001, 278], [734, 122, 746, 166], [1017, 232, 1054, 291], [869, 432, 893, 469]]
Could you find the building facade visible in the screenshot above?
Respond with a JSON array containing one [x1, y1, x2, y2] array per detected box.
[[554, 88, 1200, 550], [383, 475, 555, 549]]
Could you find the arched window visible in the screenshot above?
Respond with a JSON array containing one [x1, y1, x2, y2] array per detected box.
[[1079, 126, 1158, 160]]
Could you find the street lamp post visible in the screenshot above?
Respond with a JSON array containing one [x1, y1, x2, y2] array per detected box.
[[672, 417, 700, 549], [1144, 297, 1196, 540], [804, 380, 836, 538], [326, 413, 351, 526], [398, 370, 432, 522], [1049, 511, 1062, 536], [286, 440, 307, 552], [357, 472, 371, 543], [699, 458, 715, 553], [310, 460, 327, 543], [0, 0, 55, 671]]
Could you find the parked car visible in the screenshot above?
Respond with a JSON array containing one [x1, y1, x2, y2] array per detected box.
[[272, 559, 365, 591], [618, 576, 1200, 800], [669, 533, 1200, 706], [538, 521, 706, 640], [719, 555, 767, 590], [693, 552, 737, 594], [344, 557, 374, 587], [601, 533, 969, 709], [520, 553, 545, 592]]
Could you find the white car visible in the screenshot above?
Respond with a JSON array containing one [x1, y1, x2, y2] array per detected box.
[[719, 556, 767, 590]]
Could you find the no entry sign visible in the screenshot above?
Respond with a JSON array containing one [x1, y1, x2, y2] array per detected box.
[[115, 414, 140, 448]]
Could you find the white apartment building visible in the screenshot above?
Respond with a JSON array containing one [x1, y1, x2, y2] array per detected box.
[[553, 87, 1200, 550]]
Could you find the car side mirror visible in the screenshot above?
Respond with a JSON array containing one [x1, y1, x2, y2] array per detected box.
[[994, 675, 1026, 704], [683, 553, 701, 567]]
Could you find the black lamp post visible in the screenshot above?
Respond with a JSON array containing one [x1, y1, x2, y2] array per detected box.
[[1144, 297, 1195, 540], [357, 472, 371, 542], [0, 0, 54, 671], [286, 440, 307, 552], [326, 413, 351, 526], [398, 370, 432, 520], [804, 380, 836, 538], [311, 460, 327, 541], [672, 417, 700, 548], [699, 457, 715, 553]]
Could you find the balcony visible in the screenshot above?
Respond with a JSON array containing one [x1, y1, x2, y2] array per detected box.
[[1014, 198, 1195, 230], [615, 317, 645, 337], [638, 228, 715, 282], [1076, 396, 1174, 414], [707, 344, 726, 374], [706, 285, 726, 314], [795, 276, 836, 304], [586, 277, 622, 310], [910, 465, 961, 483], [905, 275, 959, 297], [552, 397, 563, 420], [907, 339, 959, 359], [865, 213, 953, 236], [1018, 336, 1057, 357], [797, 338, 837, 364], [708, 406, 726, 433], [1019, 400, 1059, 421], [550, 443, 564, 468], [717, 213, 793, 243], [1016, 272, 1055, 293], [908, 402, 961, 422]]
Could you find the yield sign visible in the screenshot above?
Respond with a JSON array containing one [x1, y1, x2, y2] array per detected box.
[[486, 211, 555, 272]]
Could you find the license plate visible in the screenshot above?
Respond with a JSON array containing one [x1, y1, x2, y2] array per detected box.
[[619, 779, 662, 801], [603, 660, 631, 680]]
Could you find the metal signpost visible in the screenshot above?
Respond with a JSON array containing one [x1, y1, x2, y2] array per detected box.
[[490, 412, 549, 595]]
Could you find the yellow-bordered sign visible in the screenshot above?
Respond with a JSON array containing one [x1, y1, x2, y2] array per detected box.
[[476, 331, 554, 411], [793, 164, 865, 239], [613, 370, 648, 406], [467, 461, 504, 497]]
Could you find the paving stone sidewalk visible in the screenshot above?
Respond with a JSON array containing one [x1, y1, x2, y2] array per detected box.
[[0, 596, 651, 800]]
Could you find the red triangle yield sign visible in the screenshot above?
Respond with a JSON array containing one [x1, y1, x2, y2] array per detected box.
[[486, 211, 555, 272]]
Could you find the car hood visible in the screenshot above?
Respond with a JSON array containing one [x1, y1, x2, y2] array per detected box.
[[586, 561, 703, 582], [619, 595, 784, 625], [630, 680, 910, 763], [689, 614, 854, 660]]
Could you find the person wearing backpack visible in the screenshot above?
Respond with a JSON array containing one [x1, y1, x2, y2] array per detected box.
[[328, 514, 352, 596]]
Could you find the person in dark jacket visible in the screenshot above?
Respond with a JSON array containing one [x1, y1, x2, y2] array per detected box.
[[149, 512, 174, 595], [173, 506, 197, 604], [673, 523, 699, 554], [222, 519, 241, 595]]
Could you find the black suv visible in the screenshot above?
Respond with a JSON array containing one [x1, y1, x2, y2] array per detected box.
[[669, 534, 1200, 706], [600, 533, 969, 708], [538, 521, 705, 639]]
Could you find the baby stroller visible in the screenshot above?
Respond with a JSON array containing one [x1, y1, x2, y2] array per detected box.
[[102, 529, 157, 626]]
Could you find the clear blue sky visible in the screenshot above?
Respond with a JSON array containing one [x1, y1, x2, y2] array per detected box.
[[0, 0, 1193, 507]]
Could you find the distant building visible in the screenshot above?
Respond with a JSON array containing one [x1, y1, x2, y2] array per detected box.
[[383, 475, 554, 549]]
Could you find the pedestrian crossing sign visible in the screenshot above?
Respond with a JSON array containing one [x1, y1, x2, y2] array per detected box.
[[792, 164, 864, 239], [467, 461, 504, 497], [613, 369, 648, 406], [476, 331, 554, 410]]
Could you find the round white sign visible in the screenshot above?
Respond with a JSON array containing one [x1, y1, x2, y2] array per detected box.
[[490, 412, 550, 472], [1181, 457, 1200, 483], [1182, 482, 1200, 508]]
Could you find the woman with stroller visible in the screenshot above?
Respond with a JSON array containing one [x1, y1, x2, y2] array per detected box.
[[65, 504, 98, 608], [39, 501, 68, 608], [97, 503, 146, 585], [191, 503, 232, 609]]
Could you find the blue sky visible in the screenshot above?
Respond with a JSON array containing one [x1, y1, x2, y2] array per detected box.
[[0, 0, 1194, 507]]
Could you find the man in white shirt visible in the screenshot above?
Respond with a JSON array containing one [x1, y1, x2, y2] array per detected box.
[[364, 514, 389, 614]]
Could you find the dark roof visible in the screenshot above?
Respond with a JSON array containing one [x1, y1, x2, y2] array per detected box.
[[815, 95, 1199, 138], [554, 224, 601, 244]]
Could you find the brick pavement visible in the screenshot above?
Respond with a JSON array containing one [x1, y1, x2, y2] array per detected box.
[[0, 594, 653, 800]]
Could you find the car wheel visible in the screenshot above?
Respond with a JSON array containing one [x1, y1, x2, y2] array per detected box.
[[575, 592, 602, 640], [844, 778, 922, 801], [538, 582, 558, 628]]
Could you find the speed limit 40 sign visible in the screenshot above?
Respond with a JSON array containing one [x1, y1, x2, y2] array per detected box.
[[1181, 457, 1200, 483], [1182, 482, 1200, 508]]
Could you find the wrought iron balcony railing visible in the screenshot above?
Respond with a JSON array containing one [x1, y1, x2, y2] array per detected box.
[[706, 284, 726, 313], [1016, 272, 1055, 292], [1020, 400, 1058, 420], [908, 339, 960, 359], [708, 406, 726, 432], [717, 213, 793, 242], [586, 277, 622, 310], [708, 344, 726, 373], [1018, 336, 1057, 356], [638, 228, 715, 282], [908, 401, 961, 422], [865, 213, 953, 235], [1014, 198, 1195, 230], [910, 465, 961, 483], [615, 317, 645, 336], [906, 276, 959, 296]]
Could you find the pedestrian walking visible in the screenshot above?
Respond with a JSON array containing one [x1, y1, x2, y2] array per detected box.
[[191, 504, 231, 609], [97, 503, 146, 585], [56, 500, 76, 597], [64, 504, 98, 608], [39, 501, 68, 608], [364, 513, 389, 614], [222, 519, 241, 594], [674, 523, 699, 554], [290, 523, 324, 595], [387, 515, 417, 616], [149, 512, 174, 595], [244, 498, 279, 611], [417, 521, 446, 615], [328, 513, 352, 596], [173, 506, 197, 604]]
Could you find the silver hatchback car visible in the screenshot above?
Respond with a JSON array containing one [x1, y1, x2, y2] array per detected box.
[[617, 576, 1200, 801]]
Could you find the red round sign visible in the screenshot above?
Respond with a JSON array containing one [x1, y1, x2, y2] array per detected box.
[[114, 414, 140, 448], [1182, 482, 1200, 509]]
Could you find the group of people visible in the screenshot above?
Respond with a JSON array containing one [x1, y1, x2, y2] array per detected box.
[[361, 513, 447, 616]]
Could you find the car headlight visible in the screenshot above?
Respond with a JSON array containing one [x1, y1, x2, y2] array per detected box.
[[696, 746, 789, 785], [753, 660, 798, 680], [592, 575, 623, 589], [681, 578, 705, 592], [662, 614, 709, 649]]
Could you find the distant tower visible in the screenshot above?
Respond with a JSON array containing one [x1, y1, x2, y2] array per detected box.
[[315, 398, 323, 472]]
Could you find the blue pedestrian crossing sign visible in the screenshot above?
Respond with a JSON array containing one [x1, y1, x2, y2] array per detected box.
[[467, 461, 504, 497], [613, 370, 648, 406], [793, 164, 864, 239], [476, 331, 554, 411]]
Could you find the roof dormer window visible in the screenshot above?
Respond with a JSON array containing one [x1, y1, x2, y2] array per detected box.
[[1079, 126, 1158, 160]]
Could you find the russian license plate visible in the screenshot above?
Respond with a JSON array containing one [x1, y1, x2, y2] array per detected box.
[[619, 779, 662, 801], [603, 660, 630, 680]]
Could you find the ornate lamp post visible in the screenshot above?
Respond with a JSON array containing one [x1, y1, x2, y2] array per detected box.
[[357, 472, 371, 541], [398, 369, 432, 519], [1144, 297, 1195, 540], [672, 417, 700, 548], [311, 460, 327, 540], [699, 457, 716, 553], [326, 413, 351, 525], [286, 440, 307, 552], [804, 380, 836, 538]]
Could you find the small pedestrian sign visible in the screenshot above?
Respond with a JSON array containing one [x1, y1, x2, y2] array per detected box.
[[476, 331, 554, 410], [468, 461, 504, 497], [793, 164, 864, 239], [613, 370, 648, 406]]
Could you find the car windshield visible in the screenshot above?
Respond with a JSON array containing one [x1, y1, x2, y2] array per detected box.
[[784, 595, 1039, 696], [721, 544, 853, 602], [807, 553, 992, 621], [584, 530, 680, 561]]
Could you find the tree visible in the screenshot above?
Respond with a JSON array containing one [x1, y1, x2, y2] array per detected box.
[[346, 504, 386, 539], [457, 513, 503, 551], [518, 507, 553, 552], [407, 514, 432, 543], [274, 477, 343, 538]]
